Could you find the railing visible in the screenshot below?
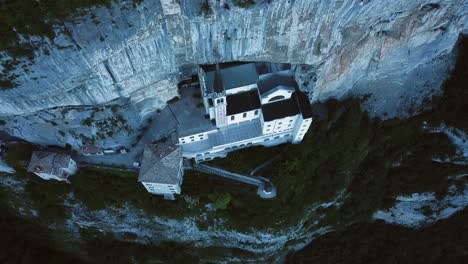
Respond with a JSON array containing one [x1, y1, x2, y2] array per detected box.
[[189, 163, 277, 199]]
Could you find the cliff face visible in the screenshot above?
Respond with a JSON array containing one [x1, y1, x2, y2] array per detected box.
[[0, 0, 467, 117]]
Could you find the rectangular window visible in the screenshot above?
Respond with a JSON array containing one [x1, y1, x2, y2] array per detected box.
[[243, 113, 247, 118], [231, 116, 235, 121], [254, 110, 258, 115]]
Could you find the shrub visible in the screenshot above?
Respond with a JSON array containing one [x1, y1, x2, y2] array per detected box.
[[234, 0, 255, 8], [208, 192, 232, 210], [201, 0, 212, 15], [81, 118, 93, 126]]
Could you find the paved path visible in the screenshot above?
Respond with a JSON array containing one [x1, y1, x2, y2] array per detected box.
[[191, 163, 277, 199], [250, 154, 281, 176]]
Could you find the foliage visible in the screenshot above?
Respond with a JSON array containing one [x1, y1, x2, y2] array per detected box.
[[81, 117, 93, 126], [233, 0, 256, 8], [4, 142, 38, 171], [208, 192, 232, 210], [287, 209, 468, 264], [200, 0, 212, 15]]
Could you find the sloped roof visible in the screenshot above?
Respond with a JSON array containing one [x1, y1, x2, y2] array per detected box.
[[295, 91, 313, 119], [138, 144, 182, 184], [220, 62, 258, 90], [200, 62, 259, 94], [226, 89, 261, 116], [79, 145, 103, 154], [258, 74, 298, 95], [27, 151, 71, 177], [261, 93, 300, 122]]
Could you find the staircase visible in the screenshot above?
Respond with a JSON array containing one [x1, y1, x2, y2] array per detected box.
[[190, 163, 277, 199]]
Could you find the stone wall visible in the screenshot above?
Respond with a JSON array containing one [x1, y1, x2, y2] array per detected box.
[[0, 0, 467, 145]]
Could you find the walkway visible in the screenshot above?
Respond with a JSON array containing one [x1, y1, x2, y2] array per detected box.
[[189, 163, 277, 199]]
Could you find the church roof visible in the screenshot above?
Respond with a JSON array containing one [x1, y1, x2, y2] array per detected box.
[[226, 89, 261, 115], [220, 62, 258, 90], [261, 93, 300, 121], [295, 91, 313, 119], [258, 74, 297, 95], [201, 62, 259, 94]]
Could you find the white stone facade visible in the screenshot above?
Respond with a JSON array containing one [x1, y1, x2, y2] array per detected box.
[[178, 62, 313, 163]]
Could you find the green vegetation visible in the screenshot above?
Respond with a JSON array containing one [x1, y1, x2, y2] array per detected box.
[[3, 36, 468, 234], [200, 0, 212, 15], [79, 110, 132, 142], [81, 117, 93, 126], [233, 0, 256, 8], [287, 209, 468, 264], [4, 142, 38, 172], [0, 119, 6, 126], [208, 192, 232, 210]]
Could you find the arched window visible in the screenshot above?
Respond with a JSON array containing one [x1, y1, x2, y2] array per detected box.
[[268, 95, 285, 102]]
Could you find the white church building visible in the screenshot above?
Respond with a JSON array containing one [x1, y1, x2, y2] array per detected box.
[[138, 62, 313, 199], [178, 62, 313, 162]]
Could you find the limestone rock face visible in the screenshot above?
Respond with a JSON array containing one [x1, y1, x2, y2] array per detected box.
[[0, 0, 467, 143]]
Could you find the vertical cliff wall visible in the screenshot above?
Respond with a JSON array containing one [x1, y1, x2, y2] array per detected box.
[[0, 0, 467, 145]]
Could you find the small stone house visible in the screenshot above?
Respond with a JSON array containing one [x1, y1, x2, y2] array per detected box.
[[27, 151, 77, 182], [79, 145, 104, 155], [138, 142, 184, 200]]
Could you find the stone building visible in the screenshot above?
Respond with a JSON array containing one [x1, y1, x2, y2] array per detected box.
[[138, 135, 184, 200], [139, 61, 313, 198], [178, 62, 313, 162], [27, 151, 77, 182]]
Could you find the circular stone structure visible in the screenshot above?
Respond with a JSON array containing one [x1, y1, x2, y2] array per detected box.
[[257, 183, 277, 199]]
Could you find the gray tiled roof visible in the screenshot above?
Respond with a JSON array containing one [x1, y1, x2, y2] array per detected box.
[[138, 134, 182, 184], [220, 62, 258, 90], [258, 73, 297, 95], [226, 89, 261, 116], [27, 151, 71, 177], [182, 119, 263, 154], [138, 144, 182, 184], [201, 62, 259, 94], [261, 93, 300, 121]]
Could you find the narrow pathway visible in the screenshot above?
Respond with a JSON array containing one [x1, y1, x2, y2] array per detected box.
[[250, 154, 281, 176], [190, 163, 277, 199]]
